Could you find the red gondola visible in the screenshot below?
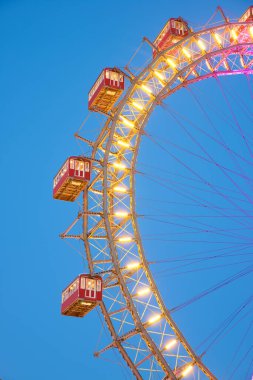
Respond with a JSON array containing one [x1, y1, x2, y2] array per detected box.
[[53, 156, 91, 202], [88, 68, 124, 113], [61, 274, 103, 317], [153, 17, 189, 58]]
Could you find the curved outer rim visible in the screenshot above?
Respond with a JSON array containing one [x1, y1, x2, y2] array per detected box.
[[81, 21, 253, 380]]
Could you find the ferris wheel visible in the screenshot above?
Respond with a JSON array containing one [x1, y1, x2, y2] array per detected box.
[[54, 6, 253, 380]]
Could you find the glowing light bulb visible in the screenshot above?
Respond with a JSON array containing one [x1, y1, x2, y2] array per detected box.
[[214, 33, 222, 45], [230, 29, 237, 41], [148, 314, 161, 324], [132, 101, 144, 111], [117, 140, 130, 148], [114, 210, 129, 218], [141, 84, 154, 95], [118, 236, 133, 243], [166, 58, 177, 68], [240, 56, 245, 68], [113, 162, 126, 170], [223, 60, 229, 70], [137, 287, 150, 296], [113, 186, 127, 193], [205, 59, 212, 71], [120, 116, 134, 128], [126, 262, 140, 270], [250, 26, 253, 38], [197, 39, 206, 51], [182, 47, 191, 58], [154, 70, 165, 81], [165, 339, 177, 350], [182, 365, 193, 377]]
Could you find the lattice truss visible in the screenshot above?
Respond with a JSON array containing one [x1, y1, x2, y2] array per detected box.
[[61, 21, 253, 380]]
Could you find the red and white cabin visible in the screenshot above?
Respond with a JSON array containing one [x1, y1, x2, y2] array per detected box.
[[239, 6, 253, 22], [53, 156, 91, 202], [153, 17, 189, 58], [88, 68, 124, 113], [61, 274, 103, 317]]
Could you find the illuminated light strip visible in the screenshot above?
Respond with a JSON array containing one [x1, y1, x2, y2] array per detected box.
[[131, 101, 144, 111], [114, 210, 129, 218], [191, 69, 198, 78], [214, 32, 222, 45], [182, 365, 194, 377], [141, 84, 154, 96], [240, 55, 245, 68], [154, 70, 165, 81], [197, 39, 206, 51], [117, 139, 131, 148], [126, 262, 140, 270], [250, 26, 253, 38], [120, 115, 135, 128], [147, 313, 162, 325], [164, 339, 177, 350], [230, 29, 237, 41], [118, 236, 133, 243], [166, 58, 177, 69], [205, 59, 213, 71], [113, 185, 128, 193], [113, 162, 126, 170], [223, 60, 229, 70], [136, 287, 150, 296], [182, 47, 191, 59], [153, 71, 166, 87]]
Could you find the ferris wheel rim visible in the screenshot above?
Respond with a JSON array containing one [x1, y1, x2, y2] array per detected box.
[[84, 20, 253, 380]]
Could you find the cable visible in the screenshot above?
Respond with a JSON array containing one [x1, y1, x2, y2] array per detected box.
[[170, 265, 253, 313]]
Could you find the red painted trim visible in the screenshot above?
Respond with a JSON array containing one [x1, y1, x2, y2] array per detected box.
[[88, 68, 124, 110], [61, 274, 103, 313], [53, 157, 91, 197]]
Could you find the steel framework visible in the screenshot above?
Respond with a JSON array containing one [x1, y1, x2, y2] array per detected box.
[[61, 18, 253, 380]]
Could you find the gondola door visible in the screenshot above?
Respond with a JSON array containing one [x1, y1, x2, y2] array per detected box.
[[74, 160, 85, 178], [74, 160, 80, 177], [85, 278, 96, 299], [79, 161, 84, 178]]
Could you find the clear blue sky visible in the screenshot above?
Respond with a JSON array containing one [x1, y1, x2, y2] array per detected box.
[[0, 1, 252, 379]]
